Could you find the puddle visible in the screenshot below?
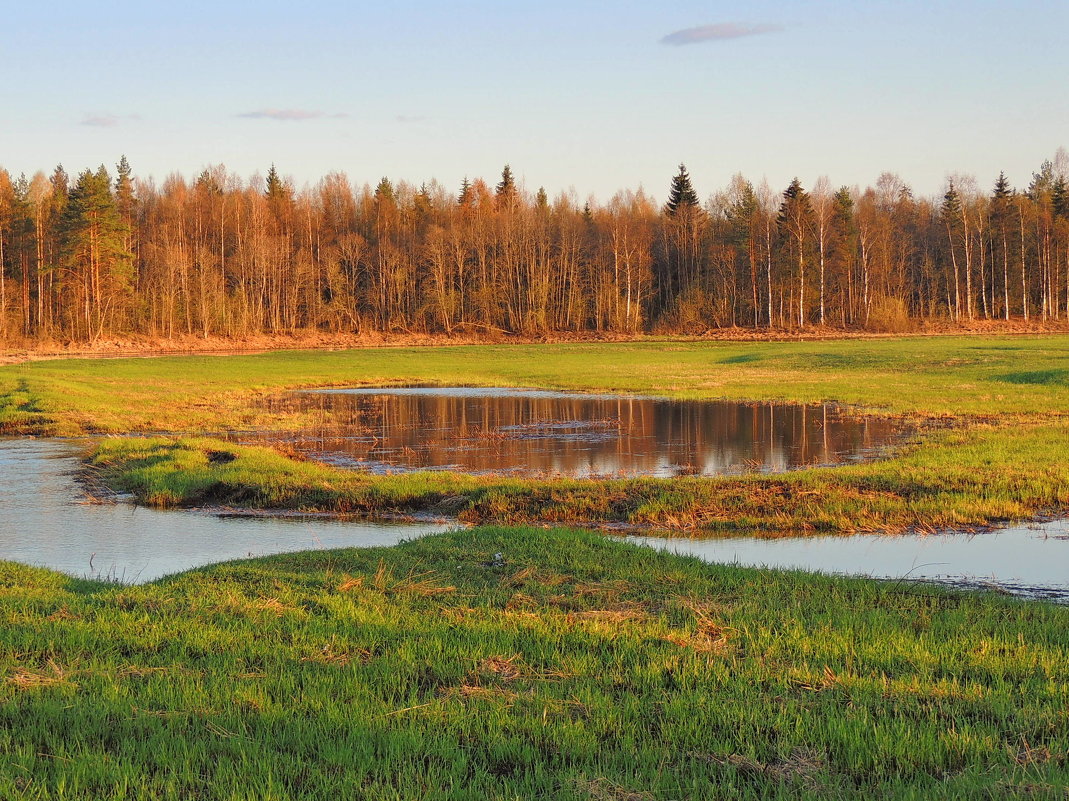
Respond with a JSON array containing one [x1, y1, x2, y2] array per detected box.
[[248, 386, 907, 478], [624, 525, 1069, 602]]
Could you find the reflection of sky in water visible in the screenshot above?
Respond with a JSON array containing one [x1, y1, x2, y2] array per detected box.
[[1, 438, 1065, 600], [0, 440, 450, 583], [625, 524, 1069, 602], [246, 387, 905, 478]]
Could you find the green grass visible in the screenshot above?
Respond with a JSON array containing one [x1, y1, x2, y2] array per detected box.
[[3, 336, 1069, 797], [4, 336, 1069, 436], [89, 423, 1069, 534], [6, 334, 1052, 534], [2, 526, 1067, 800]]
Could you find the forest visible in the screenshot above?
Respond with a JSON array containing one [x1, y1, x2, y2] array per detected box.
[[0, 155, 1067, 343]]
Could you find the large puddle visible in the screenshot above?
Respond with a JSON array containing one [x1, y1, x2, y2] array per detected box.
[[1, 439, 1066, 600], [0, 439, 450, 583], [250, 387, 906, 477]]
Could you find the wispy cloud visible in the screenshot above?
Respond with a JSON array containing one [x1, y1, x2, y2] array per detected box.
[[661, 23, 784, 46], [238, 109, 347, 121], [395, 114, 427, 124], [81, 112, 139, 127]]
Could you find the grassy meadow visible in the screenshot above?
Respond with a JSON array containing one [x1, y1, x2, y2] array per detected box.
[[2, 335, 1069, 799], [2, 527, 1068, 800]]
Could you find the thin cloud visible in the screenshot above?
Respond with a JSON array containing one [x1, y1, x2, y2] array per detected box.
[[81, 113, 136, 127], [238, 109, 347, 121], [395, 114, 427, 124], [661, 23, 784, 46]]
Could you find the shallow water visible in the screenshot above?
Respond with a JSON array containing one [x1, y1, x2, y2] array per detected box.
[[625, 525, 1069, 602], [0, 439, 451, 583], [251, 387, 906, 478], [2, 438, 1065, 599]]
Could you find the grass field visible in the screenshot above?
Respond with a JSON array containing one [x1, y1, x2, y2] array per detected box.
[[2, 335, 1069, 798], [2, 527, 1068, 800], [3, 336, 1069, 436], [2, 335, 1064, 534]]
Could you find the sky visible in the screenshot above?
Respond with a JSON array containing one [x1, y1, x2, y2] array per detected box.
[[3, 0, 1067, 202]]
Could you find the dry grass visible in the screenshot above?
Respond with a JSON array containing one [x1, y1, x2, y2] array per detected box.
[[8, 660, 76, 692], [698, 747, 828, 790], [579, 777, 655, 801]]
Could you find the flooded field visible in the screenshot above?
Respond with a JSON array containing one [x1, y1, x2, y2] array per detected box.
[[0, 439, 450, 583], [2, 438, 1065, 599], [250, 386, 906, 477]]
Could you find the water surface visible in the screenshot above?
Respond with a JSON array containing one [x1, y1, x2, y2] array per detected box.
[[3, 438, 1064, 600], [252, 387, 905, 478], [625, 525, 1069, 602], [0, 439, 450, 583]]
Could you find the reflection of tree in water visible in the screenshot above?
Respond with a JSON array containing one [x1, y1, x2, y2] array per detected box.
[[247, 390, 903, 478]]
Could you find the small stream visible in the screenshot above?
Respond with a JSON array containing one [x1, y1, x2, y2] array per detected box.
[[1, 438, 1066, 600]]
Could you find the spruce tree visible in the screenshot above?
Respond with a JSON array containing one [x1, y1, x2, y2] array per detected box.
[[458, 177, 473, 206], [374, 177, 395, 203], [265, 164, 292, 203], [49, 165, 69, 220], [114, 155, 136, 219], [664, 163, 700, 217], [535, 186, 548, 211], [114, 156, 137, 258], [495, 164, 516, 208], [993, 171, 1012, 201], [777, 178, 815, 327], [941, 180, 962, 224], [1052, 176, 1069, 218]]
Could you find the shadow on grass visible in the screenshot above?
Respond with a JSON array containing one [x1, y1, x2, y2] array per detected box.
[[992, 369, 1069, 386]]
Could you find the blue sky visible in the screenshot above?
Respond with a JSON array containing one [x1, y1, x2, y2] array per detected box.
[[3, 0, 1067, 201]]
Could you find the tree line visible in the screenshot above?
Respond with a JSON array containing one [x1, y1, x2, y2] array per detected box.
[[0, 154, 1067, 343]]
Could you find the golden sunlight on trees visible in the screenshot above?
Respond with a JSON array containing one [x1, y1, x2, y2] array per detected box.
[[1, 156, 1068, 343]]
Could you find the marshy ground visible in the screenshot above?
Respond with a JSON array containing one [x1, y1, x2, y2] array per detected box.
[[1, 335, 1068, 799]]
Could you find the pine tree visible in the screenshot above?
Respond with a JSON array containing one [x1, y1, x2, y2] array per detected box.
[[60, 166, 133, 340], [535, 186, 548, 211], [196, 168, 223, 196], [1028, 160, 1055, 201], [664, 164, 700, 217]]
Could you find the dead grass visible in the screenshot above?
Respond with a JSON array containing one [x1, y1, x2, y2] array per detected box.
[[369, 559, 456, 597], [579, 777, 655, 801], [8, 660, 76, 692], [698, 747, 828, 790]]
